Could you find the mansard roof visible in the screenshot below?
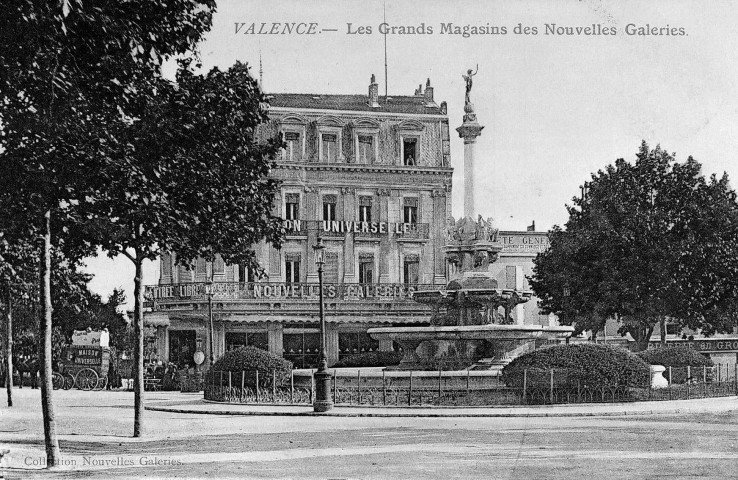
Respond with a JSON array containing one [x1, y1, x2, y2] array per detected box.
[[269, 93, 445, 115]]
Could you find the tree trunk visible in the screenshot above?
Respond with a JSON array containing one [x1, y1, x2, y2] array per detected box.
[[39, 209, 60, 465], [659, 317, 667, 345], [5, 289, 13, 407], [132, 253, 145, 437], [634, 324, 654, 351]]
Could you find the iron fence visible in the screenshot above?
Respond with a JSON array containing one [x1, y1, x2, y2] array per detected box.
[[203, 364, 738, 406]]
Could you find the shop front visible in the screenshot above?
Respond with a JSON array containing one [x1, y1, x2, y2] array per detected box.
[[145, 282, 431, 369]]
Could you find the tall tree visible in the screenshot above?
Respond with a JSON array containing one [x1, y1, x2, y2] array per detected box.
[[530, 142, 738, 350], [81, 61, 284, 437], [0, 235, 39, 406], [0, 0, 217, 465]]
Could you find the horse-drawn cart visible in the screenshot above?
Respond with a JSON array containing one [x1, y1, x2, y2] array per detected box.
[[52, 329, 111, 391], [52, 345, 110, 390]]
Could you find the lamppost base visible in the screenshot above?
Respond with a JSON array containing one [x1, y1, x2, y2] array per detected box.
[[313, 400, 334, 413], [313, 369, 333, 413]]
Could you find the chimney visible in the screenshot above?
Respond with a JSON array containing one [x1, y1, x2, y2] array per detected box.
[[424, 78, 436, 107], [414, 84, 423, 96], [440, 101, 447, 115], [368, 74, 380, 108]]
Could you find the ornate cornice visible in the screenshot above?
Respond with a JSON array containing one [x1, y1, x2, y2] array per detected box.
[[274, 162, 453, 176]]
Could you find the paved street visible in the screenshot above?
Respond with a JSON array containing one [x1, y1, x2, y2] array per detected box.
[[1, 389, 737, 479]]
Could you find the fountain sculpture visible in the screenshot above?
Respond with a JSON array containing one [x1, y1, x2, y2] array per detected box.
[[368, 68, 574, 371]]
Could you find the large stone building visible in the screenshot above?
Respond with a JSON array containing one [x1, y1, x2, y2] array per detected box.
[[145, 76, 456, 369], [143, 75, 560, 370]]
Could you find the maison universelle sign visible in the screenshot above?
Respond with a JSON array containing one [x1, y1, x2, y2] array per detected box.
[[283, 219, 417, 235]]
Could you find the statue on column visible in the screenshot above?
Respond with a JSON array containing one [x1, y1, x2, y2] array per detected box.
[[462, 65, 478, 105]]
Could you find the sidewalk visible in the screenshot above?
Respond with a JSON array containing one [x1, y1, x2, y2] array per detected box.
[[145, 392, 738, 418]]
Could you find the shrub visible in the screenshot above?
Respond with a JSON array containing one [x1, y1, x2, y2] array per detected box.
[[636, 346, 713, 383], [332, 351, 403, 368], [208, 346, 292, 388], [501, 343, 650, 389]]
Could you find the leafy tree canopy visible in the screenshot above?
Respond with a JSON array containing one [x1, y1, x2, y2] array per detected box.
[[79, 60, 284, 269], [530, 142, 738, 350], [0, 0, 218, 243]]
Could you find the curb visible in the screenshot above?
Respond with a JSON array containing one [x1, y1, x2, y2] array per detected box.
[[144, 404, 736, 418]]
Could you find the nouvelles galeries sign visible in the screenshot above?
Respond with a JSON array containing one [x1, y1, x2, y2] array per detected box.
[[145, 282, 418, 301]]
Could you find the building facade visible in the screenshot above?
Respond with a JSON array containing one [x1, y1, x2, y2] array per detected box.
[[145, 76, 455, 369]]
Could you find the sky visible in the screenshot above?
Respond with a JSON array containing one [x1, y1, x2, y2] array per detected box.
[[83, 0, 738, 309]]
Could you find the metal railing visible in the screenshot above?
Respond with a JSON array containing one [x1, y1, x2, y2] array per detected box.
[[396, 223, 429, 240], [202, 365, 738, 406]]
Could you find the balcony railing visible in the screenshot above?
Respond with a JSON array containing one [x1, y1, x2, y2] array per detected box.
[[396, 223, 429, 240], [145, 282, 437, 303]]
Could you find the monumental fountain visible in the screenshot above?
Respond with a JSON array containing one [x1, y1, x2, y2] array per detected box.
[[368, 68, 574, 371]]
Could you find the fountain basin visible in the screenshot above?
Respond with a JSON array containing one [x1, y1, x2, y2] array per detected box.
[[368, 324, 575, 371], [369, 324, 575, 341]]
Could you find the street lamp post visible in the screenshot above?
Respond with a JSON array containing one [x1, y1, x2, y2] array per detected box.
[[312, 237, 333, 412], [205, 280, 215, 366]]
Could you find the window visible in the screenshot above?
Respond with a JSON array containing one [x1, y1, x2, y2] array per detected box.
[[403, 256, 420, 285], [321, 133, 338, 162], [284, 132, 300, 161], [226, 332, 268, 351], [505, 265, 517, 289], [213, 256, 225, 275], [403, 198, 418, 224], [403, 138, 417, 165], [357, 135, 375, 164], [324, 253, 339, 284], [338, 331, 380, 359], [285, 254, 300, 284], [238, 264, 256, 283], [195, 258, 207, 278], [161, 256, 172, 278], [359, 255, 374, 284], [323, 195, 337, 222], [285, 193, 300, 220], [359, 196, 373, 223], [169, 330, 197, 367], [178, 265, 192, 283]]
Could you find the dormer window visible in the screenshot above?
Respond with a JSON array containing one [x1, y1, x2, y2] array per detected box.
[[321, 134, 338, 162], [316, 115, 345, 163], [353, 118, 380, 165], [284, 132, 300, 161], [403, 138, 417, 166], [357, 136, 375, 164], [278, 114, 308, 162], [397, 120, 424, 167]]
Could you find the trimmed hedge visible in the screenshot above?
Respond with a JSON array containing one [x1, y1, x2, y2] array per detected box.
[[332, 351, 403, 368], [501, 343, 650, 388], [208, 346, 292, 388], [636, 346, 713, 384]]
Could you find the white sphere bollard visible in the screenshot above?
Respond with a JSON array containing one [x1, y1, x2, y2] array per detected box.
[[650, 365, 669, 389]]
